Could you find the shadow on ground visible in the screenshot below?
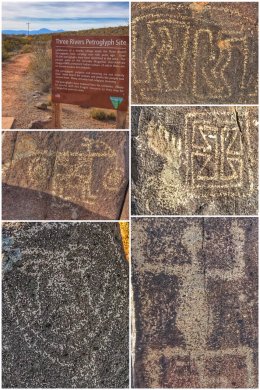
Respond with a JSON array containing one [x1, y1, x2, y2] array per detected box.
[[2, 183, 110, 220]]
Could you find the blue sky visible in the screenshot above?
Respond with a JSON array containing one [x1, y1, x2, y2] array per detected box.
[[2, 1, 129, 31]]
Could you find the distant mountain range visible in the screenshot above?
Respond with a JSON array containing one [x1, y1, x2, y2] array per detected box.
[[2, 28, 65, 35]]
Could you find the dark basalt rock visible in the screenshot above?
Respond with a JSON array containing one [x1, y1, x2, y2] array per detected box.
[[131, 106, 258, 215], [132, 217, 258, 388], [2, 131, 129, 220], [132, 2, 258, 104], [2, 222, 129, 388]]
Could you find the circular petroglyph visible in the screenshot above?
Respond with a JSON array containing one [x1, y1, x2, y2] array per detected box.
[[103, 167, 124, 191]]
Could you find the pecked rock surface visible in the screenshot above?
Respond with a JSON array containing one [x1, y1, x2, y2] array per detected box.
[[132, 217, 258, 388], [2, 131, 129, 220], [132, 2, 258, 104], [131, 106, 258, 215], [2, 222, 129, 388]]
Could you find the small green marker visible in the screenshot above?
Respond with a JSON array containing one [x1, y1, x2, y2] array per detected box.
[[110, 96, 123, 109]]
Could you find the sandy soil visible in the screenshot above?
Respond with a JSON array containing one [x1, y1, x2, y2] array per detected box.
[[2, 53, 129, 130]]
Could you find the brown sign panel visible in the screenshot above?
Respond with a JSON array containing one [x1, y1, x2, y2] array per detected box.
[[52, 35, 129, 111]]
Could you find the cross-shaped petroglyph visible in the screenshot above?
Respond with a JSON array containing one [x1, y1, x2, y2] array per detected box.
[[138, 221, 255, 388]]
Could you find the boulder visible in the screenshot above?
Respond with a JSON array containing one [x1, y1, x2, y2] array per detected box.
[[35, 102, 48, 110]]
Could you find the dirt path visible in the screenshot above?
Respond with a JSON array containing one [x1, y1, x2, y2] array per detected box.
[[2, 53, 32, 122], [2, 52, 128, 130]]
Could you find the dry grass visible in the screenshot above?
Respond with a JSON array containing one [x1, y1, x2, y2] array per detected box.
[[29, 42, 51, 92], [90, 109, 116, 121]]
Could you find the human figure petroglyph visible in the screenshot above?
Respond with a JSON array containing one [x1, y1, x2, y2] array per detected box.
[[139, 221, 255, 387], [2, 137, 125, 204]]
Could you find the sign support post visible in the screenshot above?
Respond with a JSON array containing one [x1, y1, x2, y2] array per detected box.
[[52, 102, 61, 129], [116, 110, 127, 129]]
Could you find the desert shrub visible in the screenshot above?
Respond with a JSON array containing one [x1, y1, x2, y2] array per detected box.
[[2, 35, 29, 57], [21, 44, 32, 53], [2, 48, 10, 61], [91, 109, 107, 121], [106, 112, 116, 120], [29, 42, 51, 92], [90, 109, 116, 121]]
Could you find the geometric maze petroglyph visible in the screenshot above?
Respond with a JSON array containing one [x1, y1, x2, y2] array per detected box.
[[132, 218, 258, 388], [132, 2, 258, 104], [185, 111, 254, 196], [2, 222, 129, 388], [131, 107, 258, 215], [2, 131, 129, 220]]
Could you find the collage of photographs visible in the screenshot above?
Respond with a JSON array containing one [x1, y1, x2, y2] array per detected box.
[[1, 0, 258, 389]]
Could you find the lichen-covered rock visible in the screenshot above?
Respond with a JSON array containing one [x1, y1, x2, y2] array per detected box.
[[132, 217, 258, 388], [2, 222, 129, 388], [131, 106, 258, 215], [2, 131, 129, 220], [132, 2, 258, 104]]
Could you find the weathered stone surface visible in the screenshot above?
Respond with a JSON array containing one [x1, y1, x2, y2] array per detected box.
[[3, 222, 129, 388], [132, 107, 258, 215], [35, 102, 48, 110], [28, 118, 52, 129], [2, 117, 15, 129], [132, 2, 258, 104], [121, 188, 129, 220], [3, 131, 129, 220], [132, 217, 258, 388]]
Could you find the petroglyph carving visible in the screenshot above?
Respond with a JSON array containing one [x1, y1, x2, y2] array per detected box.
[[138, 220, 255, 388], [3, 137, 124, 205], [2, 223, 129, 387], [131, 107, 257, 215], [132, 3, 258, 103], [184, 111, 254, 196], [192, 33, 252, 99], [145, 20, 190, 91]]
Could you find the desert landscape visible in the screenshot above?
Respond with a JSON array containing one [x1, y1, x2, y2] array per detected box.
[[2, 26, 129, 129]]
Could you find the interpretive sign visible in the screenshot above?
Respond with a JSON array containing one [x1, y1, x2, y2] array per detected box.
[[52, 35, 129, 111]]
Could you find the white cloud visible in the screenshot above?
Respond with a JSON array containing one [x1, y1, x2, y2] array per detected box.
[[2, 1, 129, 31]]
